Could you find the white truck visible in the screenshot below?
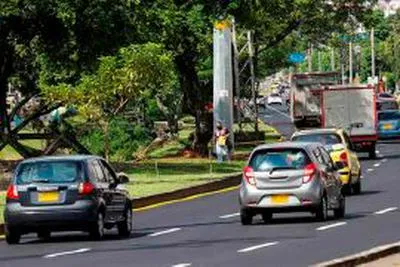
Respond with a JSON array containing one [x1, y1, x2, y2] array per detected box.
[[290, 72, 341, 128], [320, 85, 378, 158]]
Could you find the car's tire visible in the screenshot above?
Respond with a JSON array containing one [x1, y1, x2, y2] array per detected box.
[[117, 208, 133, 238], [5, 226, 21, 245], [369, 147, 376, 159], [315, 195, 328, 221], [89, 212, 105, 240], [240, 209, 253, 225], [37, 230, 51, 240], [342, 183, 352, 195], [261, 212, 273, 224], [334, 196, 345, 219], [352, 176, 362, 195]]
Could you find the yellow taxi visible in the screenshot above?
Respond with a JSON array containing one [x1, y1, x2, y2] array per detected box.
[[291, 128, 362, 194]]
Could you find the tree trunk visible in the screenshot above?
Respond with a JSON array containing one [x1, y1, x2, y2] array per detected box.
[[102, 120, 110, 160], [175, 55, 212, 157], [0, 44, 13, 135]]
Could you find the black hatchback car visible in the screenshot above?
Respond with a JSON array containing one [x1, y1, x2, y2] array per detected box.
[[4, 155, 133, 244]]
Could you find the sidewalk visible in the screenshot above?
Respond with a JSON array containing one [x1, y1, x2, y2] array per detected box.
[[359, 253, 400, 266]]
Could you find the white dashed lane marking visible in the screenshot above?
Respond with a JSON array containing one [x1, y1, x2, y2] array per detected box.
[[148, 228, 182, 237], [367, 168, 374, 172], [44, 248, 91, 258], [219, 213, 240, 219], [172, 263, 192, 267], [382, 158, 388, 163], [374, 163, 381, 167], [374, 207, 398, 215], [237, 242, 279, 253], [316, 222, 347, 231]]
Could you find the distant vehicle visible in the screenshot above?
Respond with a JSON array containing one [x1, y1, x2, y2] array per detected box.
[[320, 85, 378, 159], [4, 155, 133, 244], [378, 110, 400, 139], [239, 142, 345, 225], [290, 72, 341, 128], [267, 93, 283, 105], [291, 128, 362, 195], [378, 92, 394, 99], [376, 98, 399, 112]]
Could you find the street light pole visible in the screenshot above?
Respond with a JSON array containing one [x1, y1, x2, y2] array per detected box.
[[371, 27, 376, 78], [349, 41, 353, 84]]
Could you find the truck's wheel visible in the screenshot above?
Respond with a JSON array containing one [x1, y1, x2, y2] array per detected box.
[[369, 146, 376, 159]]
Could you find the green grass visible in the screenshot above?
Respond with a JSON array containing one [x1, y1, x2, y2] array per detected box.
[[124, 158, 245, 198], [0, 139, 45, 160]]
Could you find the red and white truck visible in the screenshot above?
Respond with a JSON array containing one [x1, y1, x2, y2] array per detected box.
[[320, 85, 378, 158], [290, 72, 341, 128]]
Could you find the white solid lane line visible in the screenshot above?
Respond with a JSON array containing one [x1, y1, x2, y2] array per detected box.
[[316, 222, 347, 231], [219, 212, 240, 219], [374, 163, 381, 167], [374, 207, 398, 215], [44, 248, 91, 258], [172, 263, 192, 267], [148, 228, 181, 237], [237, 241, 279, 253], [367, 168, 374, 172]]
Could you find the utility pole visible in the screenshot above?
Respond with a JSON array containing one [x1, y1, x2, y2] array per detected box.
[[349, 41, 353, 84], [307, 43, 313, 72], [231, 18, 241, 130], [371, 27, 376, 78], [248, 31, 258, 132]]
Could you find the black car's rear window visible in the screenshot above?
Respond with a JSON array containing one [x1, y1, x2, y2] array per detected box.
[[292, 133, 341, 146], [378, 111, 400, 121], [249, 148, 311, 171], [15, 161, 83, 185]]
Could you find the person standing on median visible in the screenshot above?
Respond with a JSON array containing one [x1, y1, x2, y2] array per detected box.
[[214, 121, 231, 163]]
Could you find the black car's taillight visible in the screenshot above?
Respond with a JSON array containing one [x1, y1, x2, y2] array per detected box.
[[79, 182, 95, 195]]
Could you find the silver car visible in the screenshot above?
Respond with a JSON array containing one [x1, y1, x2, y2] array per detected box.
[[239, 142, 345, 225]]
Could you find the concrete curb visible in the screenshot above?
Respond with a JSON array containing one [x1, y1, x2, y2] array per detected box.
[[314, 241, 400, 267], [0, 174, 241, 238]]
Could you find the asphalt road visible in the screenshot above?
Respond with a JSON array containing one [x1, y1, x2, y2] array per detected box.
[[1, 107, 400, 267]]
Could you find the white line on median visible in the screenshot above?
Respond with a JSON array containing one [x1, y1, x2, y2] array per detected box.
[[172, 263, 192, 267], [148, 228, 182, 237], [44, 248, 91, 258], [374, 163, 381, 167], [374, 207, 398, 215], [316, 222, 347, 231], [237, 241, 279, 253], [219, 213, 240, 219], [367, 168, 374, 172]]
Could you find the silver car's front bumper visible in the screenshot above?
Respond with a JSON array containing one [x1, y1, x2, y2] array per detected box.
[[239, 180, 323, 211]]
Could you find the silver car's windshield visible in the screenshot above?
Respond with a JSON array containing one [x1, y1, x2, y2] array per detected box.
[[250, 149, 311, 172], [15, 161, 82, 185]]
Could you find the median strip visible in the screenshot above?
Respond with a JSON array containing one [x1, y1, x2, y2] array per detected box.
[[148, 228, 181, 237], [374, 207, 398, 215], [316, 222, 347, 231], [237, 241, 279, 253], [43, 248, 91, 258]]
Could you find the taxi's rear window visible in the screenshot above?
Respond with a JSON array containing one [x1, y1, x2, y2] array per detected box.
[[249, 148, 311, 171]]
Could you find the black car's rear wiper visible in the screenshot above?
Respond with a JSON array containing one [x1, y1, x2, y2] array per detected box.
[[269, 167, 297, 174], [32, 178, 50, 183]]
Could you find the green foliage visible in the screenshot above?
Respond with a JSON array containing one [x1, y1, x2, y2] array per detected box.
[[79, 118, 153, 161]]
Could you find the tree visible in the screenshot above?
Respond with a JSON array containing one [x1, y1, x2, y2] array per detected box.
[[43, 43, 178, 159]]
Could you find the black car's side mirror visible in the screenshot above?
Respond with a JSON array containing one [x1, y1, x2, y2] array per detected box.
[[117, 173, 130, 184]]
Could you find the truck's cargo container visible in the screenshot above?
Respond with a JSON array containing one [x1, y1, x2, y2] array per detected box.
[[290, 72, 341, 128], [320, 85, 377, 158]]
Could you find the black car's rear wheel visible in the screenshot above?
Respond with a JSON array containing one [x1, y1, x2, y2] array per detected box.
[[89, 212, 105, 240], [240, 209, 253, 225], [117, 208, 132, 238], [5, 226, 21, 245]]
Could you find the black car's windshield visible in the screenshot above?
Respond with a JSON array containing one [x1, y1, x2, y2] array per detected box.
[[292, 133, 341, 146], [378, 111, 400, 121], [16, 161, 83, 185], [249, 148, 310, 171]]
